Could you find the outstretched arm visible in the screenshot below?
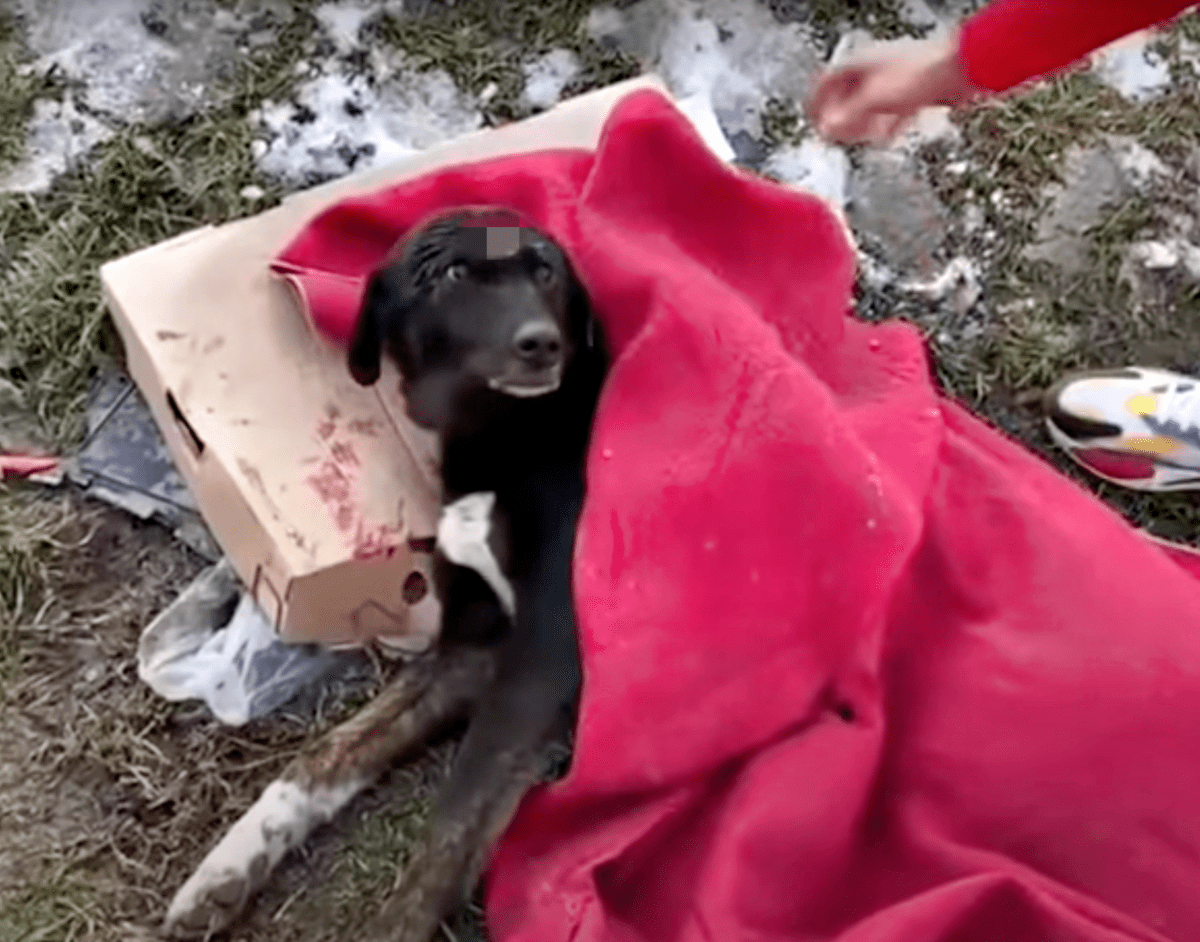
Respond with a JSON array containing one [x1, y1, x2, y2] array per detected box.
[[962, 0, 1196, 92], [808, 0, 1197, 145]]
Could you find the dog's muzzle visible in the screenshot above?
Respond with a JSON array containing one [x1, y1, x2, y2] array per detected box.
[[488, 320, 565, 397]]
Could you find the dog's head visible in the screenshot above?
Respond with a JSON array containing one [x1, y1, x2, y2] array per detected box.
[[348, 207, 593, 433]]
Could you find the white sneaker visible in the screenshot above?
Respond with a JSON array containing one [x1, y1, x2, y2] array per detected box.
[[1042, 367, 1200, 491]]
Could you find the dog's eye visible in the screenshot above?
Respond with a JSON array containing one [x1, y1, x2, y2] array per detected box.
[[534, 263, 556, 286], [444, 262, 468, 283]]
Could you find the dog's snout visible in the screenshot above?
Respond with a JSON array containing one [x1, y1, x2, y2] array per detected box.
[[512, 322, 563, 365]]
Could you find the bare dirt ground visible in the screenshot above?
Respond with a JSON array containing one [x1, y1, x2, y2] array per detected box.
[[0, 489, 481, 941], [4, 1, 1200, 940]]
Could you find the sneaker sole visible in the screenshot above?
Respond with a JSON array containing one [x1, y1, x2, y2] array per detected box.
[[1045, 419, 1200, 492]]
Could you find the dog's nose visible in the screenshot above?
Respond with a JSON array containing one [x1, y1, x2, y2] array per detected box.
[[511, 321, 563, 365]]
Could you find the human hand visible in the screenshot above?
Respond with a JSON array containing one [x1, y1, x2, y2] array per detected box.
[[806, 36, 984, 145]]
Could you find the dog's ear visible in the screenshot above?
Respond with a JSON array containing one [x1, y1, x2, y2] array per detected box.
[[348, 273, 386, 386]]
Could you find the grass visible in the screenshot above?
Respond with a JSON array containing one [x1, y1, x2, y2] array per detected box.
[[760, 96, 806, 150], [0, 8, 321, 452], [0, 7, 449, 940], [288, 744, 483, 942], [0, 490, 200, 939], [5, 2, 1200, 940], [0, 11, 50, 176], [0, 487, 439, 942], [853, 11, 1200, 543], [0, 492, 87, 678], [763, 0, 935, 54], [375, 0, 640, 124], [0, 870, 101, 942]]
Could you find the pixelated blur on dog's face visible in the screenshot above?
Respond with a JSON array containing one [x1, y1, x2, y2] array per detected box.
[[349, 208, 578, 433]]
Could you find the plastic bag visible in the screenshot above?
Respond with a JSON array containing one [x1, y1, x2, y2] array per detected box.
[[137, 558, 344, 726]]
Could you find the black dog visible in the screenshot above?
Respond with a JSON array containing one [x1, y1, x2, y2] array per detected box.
[[163, 206, 607, 942], [348, 206, 608, 937]]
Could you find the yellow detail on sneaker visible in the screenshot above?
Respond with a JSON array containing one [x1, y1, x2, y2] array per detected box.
[[1120, 435, 1182, 456], [1125, 393, 1158, 417]]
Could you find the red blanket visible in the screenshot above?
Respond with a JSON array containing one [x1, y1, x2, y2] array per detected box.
[[273, 90, 1200, 942]]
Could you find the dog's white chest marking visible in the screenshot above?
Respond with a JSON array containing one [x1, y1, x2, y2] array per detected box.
[[437, 492, 516, 619]]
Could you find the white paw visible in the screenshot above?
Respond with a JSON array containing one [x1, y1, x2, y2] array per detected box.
[[163, 861, 258, 938], [165, 777, 362, 937]]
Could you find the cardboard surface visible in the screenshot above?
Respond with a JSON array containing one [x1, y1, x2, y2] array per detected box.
[[101, 75, 669, 646]]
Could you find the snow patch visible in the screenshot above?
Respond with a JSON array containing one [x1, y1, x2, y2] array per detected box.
[[828, 29, 876, 67], [857, 251, 897, 291], [521, 50, 582, 111], [901, 255, 981, 310], [899, 0, 942, 30], [1, 94, 112, 193], [253, 67, 482, 185], [35, 17, 181, 122], [1093, 33, 1170, 102], [586, 6, 627, 43], [1129, 239, 1200, 280], [14, 0, 264, 124], [1105, 135, 1169, 189], [1130, 240, 1180, 270], [764, 137, 848, 207], [897, 106, 959, 150], [315, 2, 375, 54], [588, 0, 820, 140]]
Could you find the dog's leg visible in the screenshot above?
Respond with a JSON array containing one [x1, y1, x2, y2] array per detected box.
[[164, 645, 496, 940], [363, 476, 584, 942], [361, 670, 575, 942]]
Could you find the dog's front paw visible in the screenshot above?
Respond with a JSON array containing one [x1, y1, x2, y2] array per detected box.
[[163, 858, 263, 938], [163, 779, 328, 938]]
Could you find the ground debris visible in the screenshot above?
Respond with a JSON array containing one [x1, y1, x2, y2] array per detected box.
[[5, 3, 1200, 940]]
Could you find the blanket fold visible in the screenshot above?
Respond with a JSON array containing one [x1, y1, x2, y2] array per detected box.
[[273, 89, 1200, 942]]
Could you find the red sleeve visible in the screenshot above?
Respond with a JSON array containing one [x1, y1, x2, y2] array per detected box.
[[959, 0, 1197, 92]]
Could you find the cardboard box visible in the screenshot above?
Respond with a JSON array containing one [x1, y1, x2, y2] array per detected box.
[[100, 75, 670, 649]]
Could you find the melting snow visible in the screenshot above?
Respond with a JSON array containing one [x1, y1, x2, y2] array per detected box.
[[763, 137, 849, 207], [252, 67, 482, 185], [1, 94, 112, 193], [1094, 33, 1171, 102], [314, 2, 376, 54], [522, 50, 582, 111], [589, 0, 819, 140]]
